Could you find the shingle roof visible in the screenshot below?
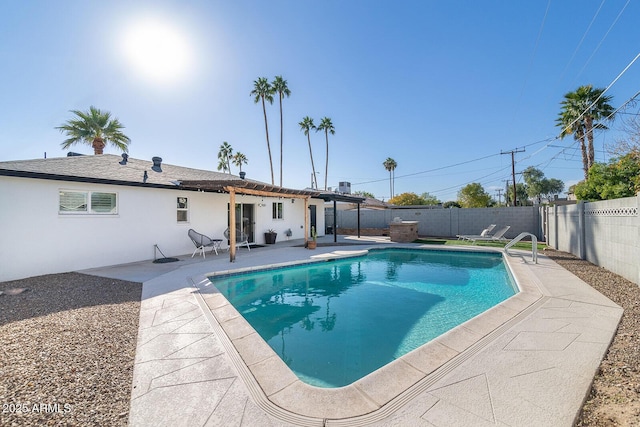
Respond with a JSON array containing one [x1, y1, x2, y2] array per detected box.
[[0, 154, 243, 187], [0, 154, 323, 197]]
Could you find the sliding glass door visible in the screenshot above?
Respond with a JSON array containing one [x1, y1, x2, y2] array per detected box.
[[227, 203, 255, 243]]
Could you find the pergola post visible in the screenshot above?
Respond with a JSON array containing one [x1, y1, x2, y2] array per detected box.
[[357, 202, 361, 238], [333, 200, 337, 243], [229, 189, 236, 262], [304, 197, 309, 245]]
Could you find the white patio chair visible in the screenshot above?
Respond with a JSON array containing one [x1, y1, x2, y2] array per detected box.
[[469, 225, 511, 245], [457, 224, 496, 241]]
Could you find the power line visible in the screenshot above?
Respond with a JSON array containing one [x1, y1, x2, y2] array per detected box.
[[351, 152, 502, 186], [541, 88, 640, 173], [556, 0, 606, 85], [429, 165, 513, 196], [512, 0, 551, 118], [574, 0, 632, 83]]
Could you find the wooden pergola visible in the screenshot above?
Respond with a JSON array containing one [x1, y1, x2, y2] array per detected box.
[[178, 179, 319, 262]]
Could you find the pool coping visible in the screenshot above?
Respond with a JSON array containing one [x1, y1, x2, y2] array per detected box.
[[191, 245, 549, 423]]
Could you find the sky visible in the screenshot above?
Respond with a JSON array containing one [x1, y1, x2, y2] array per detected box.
[[1, 1, 639, 202]]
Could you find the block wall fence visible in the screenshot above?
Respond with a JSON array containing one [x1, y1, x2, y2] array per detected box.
[[326, 206, 541, 240], [543, 195, 639, 285]]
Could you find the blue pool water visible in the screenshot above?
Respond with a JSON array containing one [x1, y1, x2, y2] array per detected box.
[[211, 249, 517, 388]]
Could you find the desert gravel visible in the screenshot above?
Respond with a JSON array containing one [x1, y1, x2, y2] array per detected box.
[[0, 273, 141, 426], [545, 250, 640, 427], [0, 250, 638, 426]]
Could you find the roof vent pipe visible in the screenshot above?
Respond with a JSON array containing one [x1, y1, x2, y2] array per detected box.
[[119, 153, 129, 165], [151, 156, 162, 172]]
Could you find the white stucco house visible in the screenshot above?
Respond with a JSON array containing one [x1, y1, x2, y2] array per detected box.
[[0, 153, 328, 282]]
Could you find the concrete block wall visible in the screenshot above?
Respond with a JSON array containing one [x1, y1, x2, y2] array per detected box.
[[326, 206, 542, 239], [546, 195, 639, 285], [450, 207, 540, 239], [553, 204, 582, 256], [584, 197, 639, 285]]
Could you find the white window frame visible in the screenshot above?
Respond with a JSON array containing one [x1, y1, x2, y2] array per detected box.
[[177, 197, 189, 223], [272, 202, 284, 220], [59, 190, 118, 215]]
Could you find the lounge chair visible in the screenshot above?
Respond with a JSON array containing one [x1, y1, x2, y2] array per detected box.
[[468, 225, 510, 245], [188, 229, 223, 258], [224, 228, 251, 251], [457, 224, 496, 241]]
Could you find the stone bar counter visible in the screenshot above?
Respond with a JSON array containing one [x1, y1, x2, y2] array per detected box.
[[389, 219, 419, 243]]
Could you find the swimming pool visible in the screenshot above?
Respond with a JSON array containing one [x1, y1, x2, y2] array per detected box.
[[211, 248, 517, 388]]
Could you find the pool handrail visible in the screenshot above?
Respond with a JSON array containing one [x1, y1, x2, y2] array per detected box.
[[504, 232, 537, 263]]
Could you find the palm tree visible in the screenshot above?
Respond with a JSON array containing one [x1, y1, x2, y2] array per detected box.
[[56, 106, 131, 155], [272, 76, 291, 187], [217, 142, 233, 173], [251, 77, 275, 184], [557, 108, 588, 179], [232, 152, 248, 173], [556, 85, 615, 179], [217, 158, 229, 173], [317, 117, 335, 191], [299, 116, 318, 189], [383, 158, 397, 199]]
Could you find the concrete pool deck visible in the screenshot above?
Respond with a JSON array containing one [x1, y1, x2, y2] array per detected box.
[[82, 236, 622, 426]]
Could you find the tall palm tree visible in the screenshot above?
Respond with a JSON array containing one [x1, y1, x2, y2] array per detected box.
[[299, 116, 318, 189], [317, 117, 335, 191], [232, 152, 248, 173], [217, 142, 233, 173], [272, 76, 291, 187], [556, 85, 615, 179], [56, 106, 131, 155], [383, 158, 397, 199], [251, 77, 275, 184], [557, 108, 588, 179]]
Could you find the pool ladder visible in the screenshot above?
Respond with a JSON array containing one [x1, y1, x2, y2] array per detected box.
[[504, 232, 538, 264]]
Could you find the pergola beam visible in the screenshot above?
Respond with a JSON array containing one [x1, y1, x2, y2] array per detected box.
[[222, 186, 310, 199]]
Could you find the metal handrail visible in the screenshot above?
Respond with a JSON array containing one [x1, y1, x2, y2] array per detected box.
[[504, 232, 538, 264]]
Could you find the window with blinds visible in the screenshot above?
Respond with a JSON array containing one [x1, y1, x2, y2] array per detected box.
[[59, 190, 117, 214], [177, 197, 188, 222]]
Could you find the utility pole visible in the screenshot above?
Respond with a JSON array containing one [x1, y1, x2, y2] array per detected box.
[[501, 148, 525, 206], [495, 188, 503, 206]]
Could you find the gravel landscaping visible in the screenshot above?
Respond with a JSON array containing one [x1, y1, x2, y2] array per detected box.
[[0, 250, 638, 426], [544, 250, 640, 427], [0, 273, 141, 427]]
